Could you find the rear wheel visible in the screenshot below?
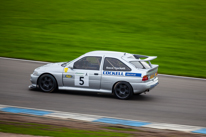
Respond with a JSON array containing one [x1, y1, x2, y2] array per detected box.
[[38, 74, 57, 93], [113, 82, 133, 100]]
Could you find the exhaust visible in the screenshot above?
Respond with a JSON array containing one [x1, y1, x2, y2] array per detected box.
[[143, 89, 150, 94]]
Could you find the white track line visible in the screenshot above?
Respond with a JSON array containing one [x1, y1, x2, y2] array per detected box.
[[0, 57, 205, 81], [46, 112, 102, 121], [0, 57, 49, 64], [0, 104, 9, 109], [143, 123, 202, 132], [158, 74, 206, 81]]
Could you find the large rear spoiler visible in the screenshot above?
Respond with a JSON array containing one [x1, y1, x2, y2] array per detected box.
[[133, 54, 157, 61], [122, 54, 157, 68], [134, 54, 157, 68]]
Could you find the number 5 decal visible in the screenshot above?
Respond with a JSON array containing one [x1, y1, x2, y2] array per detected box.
[[75, 73, 89, 86], [79, 77, 84, 85]]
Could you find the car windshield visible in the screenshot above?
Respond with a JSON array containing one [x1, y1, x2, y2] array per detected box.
[[130, 61, 151, 69]]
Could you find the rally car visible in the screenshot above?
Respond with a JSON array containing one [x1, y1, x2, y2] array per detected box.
[[29, 51, 159, 99]]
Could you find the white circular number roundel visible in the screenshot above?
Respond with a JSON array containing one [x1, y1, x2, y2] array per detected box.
[[75, 73, 89, 86]]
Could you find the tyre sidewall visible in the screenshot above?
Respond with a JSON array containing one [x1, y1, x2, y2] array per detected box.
[[114, 82, 133, 100], [38, 74, 57, 93]]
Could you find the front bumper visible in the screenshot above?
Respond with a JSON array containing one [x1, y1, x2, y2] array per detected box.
[[29, 74, 39, 89], [29, 84, 37, 89], [132, 77, 159, 94]]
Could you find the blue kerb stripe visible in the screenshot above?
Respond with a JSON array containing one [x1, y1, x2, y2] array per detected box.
[[93, 118, 150, 127], [192, 128, 206, 134], [1, 107, 53, 116]]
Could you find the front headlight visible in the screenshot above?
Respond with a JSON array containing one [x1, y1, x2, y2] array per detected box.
[[33, 71, 38, 76]]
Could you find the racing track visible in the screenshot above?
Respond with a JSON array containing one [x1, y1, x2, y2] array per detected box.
[[0, 58, 206, 127]]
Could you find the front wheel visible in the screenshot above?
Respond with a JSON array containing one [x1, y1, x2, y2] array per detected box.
[[113, 82, 133, 100], [38, 74, 57, 93]]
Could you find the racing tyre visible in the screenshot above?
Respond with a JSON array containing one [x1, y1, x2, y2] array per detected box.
[[113, 82, 133, 100], [38, 74, 57, 93]]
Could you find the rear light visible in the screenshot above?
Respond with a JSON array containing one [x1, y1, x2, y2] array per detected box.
[[142, 75, 148, 81]]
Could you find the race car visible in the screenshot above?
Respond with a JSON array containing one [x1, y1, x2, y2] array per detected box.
[[29, 51, 159, 99]]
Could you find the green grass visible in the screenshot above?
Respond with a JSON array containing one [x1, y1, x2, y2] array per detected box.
[[103, 126, 140, 132], [0, 121, 132, 137], [0, 0, 206, 78]]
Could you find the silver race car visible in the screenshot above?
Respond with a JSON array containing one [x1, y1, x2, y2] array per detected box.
[[29, 51, 159, 99]]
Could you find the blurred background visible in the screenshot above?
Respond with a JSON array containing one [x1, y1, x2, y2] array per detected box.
[[0, 0, 206, 78]]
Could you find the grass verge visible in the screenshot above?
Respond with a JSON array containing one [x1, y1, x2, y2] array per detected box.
[[0, 121, 131, 137], [0, 0, 206, 78], [0, 113, 203, 137]]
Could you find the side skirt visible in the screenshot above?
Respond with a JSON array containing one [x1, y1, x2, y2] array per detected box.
[[58, 86, 112, 93]]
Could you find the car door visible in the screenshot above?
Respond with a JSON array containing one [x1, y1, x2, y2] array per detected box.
[[63, 56, 102, 89]]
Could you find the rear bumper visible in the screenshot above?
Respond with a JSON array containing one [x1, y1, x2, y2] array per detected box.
[[149, 81, 159, 89], [131, 77, 159, 94]]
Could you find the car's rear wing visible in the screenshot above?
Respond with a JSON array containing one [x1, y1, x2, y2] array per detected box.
[[135, 56, 157, 61], [122, 54, 157, 68]]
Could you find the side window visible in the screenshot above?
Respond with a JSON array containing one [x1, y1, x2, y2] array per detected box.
[[103, 57, 131, 71], [130, 61, 144, 69], [73, 56, 102, 70]]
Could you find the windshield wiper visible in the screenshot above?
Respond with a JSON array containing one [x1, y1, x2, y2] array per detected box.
[[61, 61, 70, 67]]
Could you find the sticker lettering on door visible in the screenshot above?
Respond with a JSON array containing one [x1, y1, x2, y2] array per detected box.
[[75, 72, 89, 86]]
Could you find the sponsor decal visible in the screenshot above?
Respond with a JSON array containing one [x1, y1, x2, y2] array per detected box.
[[125, 73, 141, 77], [106, 67, 126, 70], [103, 71, 124, 76], [65, 75, 73, 78], [64, 68, 68, 73], [103, 71, 141, 77]]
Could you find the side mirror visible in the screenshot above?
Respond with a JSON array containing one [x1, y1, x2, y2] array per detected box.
[[68, 66, 73, 70]]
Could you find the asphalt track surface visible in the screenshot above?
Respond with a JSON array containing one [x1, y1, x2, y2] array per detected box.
[[0, 58, 206, 127]]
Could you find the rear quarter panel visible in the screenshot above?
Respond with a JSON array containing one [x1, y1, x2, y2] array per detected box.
[[101, 71, 143, 91]]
